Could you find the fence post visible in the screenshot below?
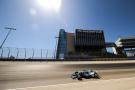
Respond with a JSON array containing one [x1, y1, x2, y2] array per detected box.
[[32, 48, 34, 59], [7, 47, 10, 59], [16, 48, 19, 59], [24, 48, 26, 60], [46, 50, 48, 59], [41, 49, 43, 59], [0, 48, 3, 58]]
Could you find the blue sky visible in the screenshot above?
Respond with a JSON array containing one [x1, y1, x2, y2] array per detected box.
[[0, 0, 135, 51]]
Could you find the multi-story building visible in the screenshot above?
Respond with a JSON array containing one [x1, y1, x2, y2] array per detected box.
[[56, 29, 107, 59], [56, 29, 67, 59], [75, 29, 106, 54]]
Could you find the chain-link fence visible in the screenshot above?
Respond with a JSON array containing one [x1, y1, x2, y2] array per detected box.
[[0, 47, 55, 59]]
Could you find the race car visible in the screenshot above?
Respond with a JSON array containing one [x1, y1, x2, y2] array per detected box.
[[71, 69, 100, 80]]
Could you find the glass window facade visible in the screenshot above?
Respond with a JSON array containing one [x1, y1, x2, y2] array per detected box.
[[75, 29, 106, 53], [56, 29, 67, 59]]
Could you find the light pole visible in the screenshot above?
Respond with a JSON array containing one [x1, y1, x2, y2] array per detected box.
[[0, 27, 16, 48]]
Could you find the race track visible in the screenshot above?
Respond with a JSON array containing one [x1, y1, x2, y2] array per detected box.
[[0, 61, 135, 90]]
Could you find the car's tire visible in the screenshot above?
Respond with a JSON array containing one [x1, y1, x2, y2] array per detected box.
[[77, 77, 82, 81], [94, 73, 100, 79], [71, 75, 77, 79]]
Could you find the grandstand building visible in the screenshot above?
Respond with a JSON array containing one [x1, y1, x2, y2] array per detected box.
[[56, 29, 107, 59], [56, 29, 135, 59]]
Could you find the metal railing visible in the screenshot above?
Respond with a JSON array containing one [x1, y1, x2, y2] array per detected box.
[[0, 47, 55, 59]]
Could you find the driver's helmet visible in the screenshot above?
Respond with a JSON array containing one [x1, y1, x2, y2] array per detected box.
[[75, 71, 78, 74]]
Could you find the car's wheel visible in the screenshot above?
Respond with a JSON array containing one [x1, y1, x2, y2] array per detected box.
[[94, 73, 100, 79], [77, 77, 82, 81], [71, 75, 77, 79]]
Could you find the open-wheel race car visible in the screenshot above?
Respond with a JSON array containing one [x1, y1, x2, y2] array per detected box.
[[71, 69, 100, 80]]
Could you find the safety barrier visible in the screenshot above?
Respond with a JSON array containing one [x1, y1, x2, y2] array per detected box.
[[0, 47, 55, 59]]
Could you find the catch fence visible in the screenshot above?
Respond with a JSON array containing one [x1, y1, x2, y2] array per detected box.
[[0, 47, 55, 59]]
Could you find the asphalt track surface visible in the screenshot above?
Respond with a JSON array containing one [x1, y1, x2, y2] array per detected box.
[[0, 61, 135, 90]]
